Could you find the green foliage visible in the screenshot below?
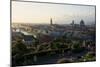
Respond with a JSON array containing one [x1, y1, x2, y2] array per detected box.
[[71, 41, 84, 53], [82, 52, 96, 61], [12, 40, 28, 56]]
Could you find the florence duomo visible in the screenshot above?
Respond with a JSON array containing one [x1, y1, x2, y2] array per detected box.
[[11, 0, 96, 66]]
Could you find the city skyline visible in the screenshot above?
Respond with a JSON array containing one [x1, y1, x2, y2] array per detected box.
[[12, 1, 95, 25]]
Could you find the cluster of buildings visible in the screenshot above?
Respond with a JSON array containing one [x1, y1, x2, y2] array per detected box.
[[12, 18, 95, 47]]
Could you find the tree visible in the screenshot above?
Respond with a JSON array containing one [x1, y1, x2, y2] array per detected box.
[[71, 41, 84, 53], [12, 39, 29, 66], [82, 52, 96, 61]]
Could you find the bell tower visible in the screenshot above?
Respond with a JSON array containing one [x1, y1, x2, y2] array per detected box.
[[50, 18, 53, 25]]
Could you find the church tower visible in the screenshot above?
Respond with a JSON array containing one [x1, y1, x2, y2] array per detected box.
[[50, 18, 53, 25]]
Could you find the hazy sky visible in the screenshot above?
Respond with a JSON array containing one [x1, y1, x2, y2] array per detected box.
[[12, 1, 95, 24]]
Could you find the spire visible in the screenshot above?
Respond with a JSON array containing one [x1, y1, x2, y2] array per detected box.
[[50, 18, 53, 25]]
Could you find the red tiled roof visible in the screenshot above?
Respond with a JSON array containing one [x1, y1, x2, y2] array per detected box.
[[39, 35, 54, 43]]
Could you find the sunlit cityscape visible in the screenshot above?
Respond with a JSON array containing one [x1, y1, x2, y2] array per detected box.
[[12, 1, 96, 66]]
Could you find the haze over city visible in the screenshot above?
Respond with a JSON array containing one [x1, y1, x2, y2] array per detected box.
[[12, 1, 95, 25], [12, 1, 96, 66]]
